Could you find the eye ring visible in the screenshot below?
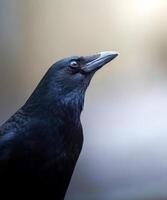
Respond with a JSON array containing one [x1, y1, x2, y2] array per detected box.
[[69, 60, 79, 69]]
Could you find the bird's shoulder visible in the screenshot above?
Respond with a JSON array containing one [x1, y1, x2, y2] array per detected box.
[[0, 108, 83, 158], [0, 109, 29, 137]]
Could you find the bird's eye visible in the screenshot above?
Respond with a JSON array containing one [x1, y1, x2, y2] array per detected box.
[[69, 61, 79, 69]]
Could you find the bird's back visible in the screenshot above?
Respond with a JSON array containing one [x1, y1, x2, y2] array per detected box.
[[0, 108, 83, 199]]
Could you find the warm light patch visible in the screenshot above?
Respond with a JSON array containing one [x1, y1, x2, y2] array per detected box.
[[137, 0, 160, 16]]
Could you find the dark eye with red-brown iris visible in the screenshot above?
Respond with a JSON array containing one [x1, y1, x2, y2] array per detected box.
[[69, 60, 80, 69]]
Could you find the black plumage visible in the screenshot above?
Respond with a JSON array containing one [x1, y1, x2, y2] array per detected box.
[[0, 51, 118, 199]]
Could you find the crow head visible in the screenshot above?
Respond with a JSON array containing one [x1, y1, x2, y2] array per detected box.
[[25, 51, 119, 113], [48, 51, 119, 93]]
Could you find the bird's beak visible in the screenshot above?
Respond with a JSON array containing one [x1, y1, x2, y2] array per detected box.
[[82, 51, 119, 73]]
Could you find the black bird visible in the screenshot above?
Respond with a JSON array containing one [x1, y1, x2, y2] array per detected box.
[[0, 51, 118, 199]]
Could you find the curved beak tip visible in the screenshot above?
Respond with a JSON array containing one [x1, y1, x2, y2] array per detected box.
[[99, 51, 120, 59]]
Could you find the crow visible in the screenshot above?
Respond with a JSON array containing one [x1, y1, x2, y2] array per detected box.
[[0, 51, 118, 199]]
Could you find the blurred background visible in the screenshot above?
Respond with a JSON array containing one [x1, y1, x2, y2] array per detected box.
[[0, 0, 167, 199]]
